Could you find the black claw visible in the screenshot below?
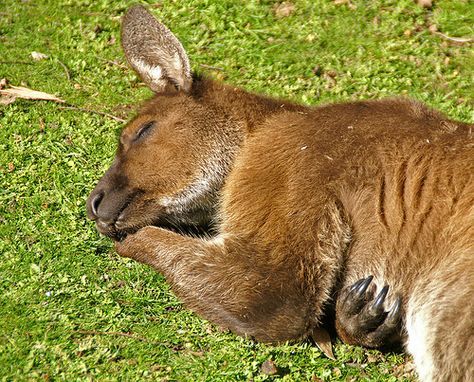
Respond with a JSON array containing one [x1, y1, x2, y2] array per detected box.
[[349, 278, 365, 292], [354, 275, 374, 296], [337, 278, 403, 348], [373, 285, 389, 310], [386, 296, 402, 323], [342, 276, 375, 315]]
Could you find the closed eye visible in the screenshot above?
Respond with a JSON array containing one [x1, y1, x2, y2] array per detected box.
[[135, 120, 155, 141]]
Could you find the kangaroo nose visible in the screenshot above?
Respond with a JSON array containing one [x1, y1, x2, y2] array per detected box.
[[90, 191, 104, 218], [87, 190, 104, 220], [87, 186, 133, 224]]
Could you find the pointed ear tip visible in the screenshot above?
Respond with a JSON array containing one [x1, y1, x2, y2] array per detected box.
[[123, 4, 151, 22], [121, 5, 151, 43], [126, 4, 148, 14]]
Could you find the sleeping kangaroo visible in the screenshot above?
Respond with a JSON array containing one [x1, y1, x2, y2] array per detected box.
[[86, 5, 473, 381]]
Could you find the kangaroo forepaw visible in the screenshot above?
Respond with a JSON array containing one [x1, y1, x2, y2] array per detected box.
[[336, 275, 402, 348]]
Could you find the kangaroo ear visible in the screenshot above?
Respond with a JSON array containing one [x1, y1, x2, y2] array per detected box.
[[121, 5, 192, 93]]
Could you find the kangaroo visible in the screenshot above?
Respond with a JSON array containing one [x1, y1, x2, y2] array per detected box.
[[86, 5, 474, 382]]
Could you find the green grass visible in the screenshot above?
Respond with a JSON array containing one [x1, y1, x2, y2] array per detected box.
[[0, 0, 472, 380]]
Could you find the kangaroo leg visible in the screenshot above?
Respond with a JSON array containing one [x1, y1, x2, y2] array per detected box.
[[406, 252, 474, 382], [115, 226, 315, 342], [335, 276, 403, 348]]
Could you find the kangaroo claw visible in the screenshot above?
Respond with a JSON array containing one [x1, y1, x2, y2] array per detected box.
[[336, 277, 403, 348]]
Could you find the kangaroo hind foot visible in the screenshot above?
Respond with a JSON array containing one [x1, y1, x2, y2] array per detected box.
[[335, 275, 403, 348]]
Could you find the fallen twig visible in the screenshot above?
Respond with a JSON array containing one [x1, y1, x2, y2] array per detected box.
[[0, 61, 35, 65], [95, 56, 129, 69], [56, 59, 71, 81], [72, 329, 149, 342], [71, 329, 182, 350], [433, 31, 473, 43], [199, 63, 224, 71], [59, 105, 126, 122]]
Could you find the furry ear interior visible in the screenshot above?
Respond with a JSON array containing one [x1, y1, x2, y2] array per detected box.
[[121, 5, 192, 93]]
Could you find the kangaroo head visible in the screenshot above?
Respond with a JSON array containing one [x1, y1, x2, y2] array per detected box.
[[86, 5, 242, 240]]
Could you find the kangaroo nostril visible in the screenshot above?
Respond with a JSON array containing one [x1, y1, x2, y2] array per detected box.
[[91, 192, 104, 217]]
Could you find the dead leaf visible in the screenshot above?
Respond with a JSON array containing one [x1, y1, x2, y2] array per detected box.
[[323, 71, 337, 89], [312, 65, 323, 76], [367, 352, 384, 363], [0, 85, 65, 103], [392, 359, 417, 379], [416, 0, 432, 8], [273, 2, 295, 18], [260, 359, 278, 375], [39, 117, 45, 132], [31, 51, 48, 61], [187, 350, 205, 357], [0, 95, 16, 105], [311, 327, 335, 360], [334, 0, 357, 9]]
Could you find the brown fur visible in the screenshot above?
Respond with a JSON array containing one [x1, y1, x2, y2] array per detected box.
[[87, 6, 474, 381]]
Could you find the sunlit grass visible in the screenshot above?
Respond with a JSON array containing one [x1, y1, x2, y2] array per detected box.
[[1, 0, 472, 380]]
